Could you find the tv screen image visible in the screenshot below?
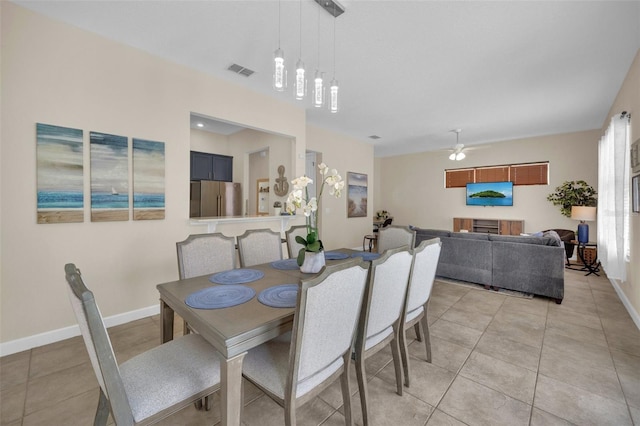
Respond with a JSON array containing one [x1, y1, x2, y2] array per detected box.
[[466, 181, 513, 206]]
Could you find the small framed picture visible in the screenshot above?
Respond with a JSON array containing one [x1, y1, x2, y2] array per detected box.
[[632, 138, 640, 174], [633, 174, 640, 214]]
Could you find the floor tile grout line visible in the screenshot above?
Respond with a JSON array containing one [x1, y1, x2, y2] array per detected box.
[[529, 298, 550, 426], [427, 286, 514, 426], [588, 275, 638, 424], [21, 348, 33, 422]]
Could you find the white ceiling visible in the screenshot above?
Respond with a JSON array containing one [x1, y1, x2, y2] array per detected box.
[[15, 0, 640, 157]]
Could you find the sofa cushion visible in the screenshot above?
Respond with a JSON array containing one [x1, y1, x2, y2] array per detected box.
[[450, 232, 490, 241], [438, 236, 492, 285], [488, 234, 560, 247], [413, 228, 451, 247], [542, 230, 563, 246]]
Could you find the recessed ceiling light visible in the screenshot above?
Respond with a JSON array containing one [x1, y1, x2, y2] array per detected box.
[[196, 123, 204, 128], [369, 135, 381, 140]]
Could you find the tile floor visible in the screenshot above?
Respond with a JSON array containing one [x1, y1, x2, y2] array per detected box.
[[2, 268, 639, 425]]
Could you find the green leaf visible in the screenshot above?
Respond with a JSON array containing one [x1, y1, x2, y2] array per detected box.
[[295, 235, 307, 245], [307, 241, 321, 252], [306, 231, 318, 245], [297, 248, 306, 266]]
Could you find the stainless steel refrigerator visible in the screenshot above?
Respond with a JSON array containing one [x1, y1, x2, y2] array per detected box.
[[190, 181, 242, 217]]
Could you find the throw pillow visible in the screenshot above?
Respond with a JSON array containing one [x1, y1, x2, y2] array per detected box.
[[542, 230, 562, 246]]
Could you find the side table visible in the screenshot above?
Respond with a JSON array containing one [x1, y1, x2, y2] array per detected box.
[[566, 240, 600, 276]]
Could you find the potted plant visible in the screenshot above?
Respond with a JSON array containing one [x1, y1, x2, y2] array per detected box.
[[547, 180, 597, 217], [273, 201, 282, 216], [286, 163, 345, 272], [376, 210, 389, 220]]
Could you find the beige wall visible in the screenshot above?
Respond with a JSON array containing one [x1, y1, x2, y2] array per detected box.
[[377, 130, 600, 233], [0, 3, 369, 349], [377, 49, 640, 323], [306, 125, 375, 251], [604, 49, 640, 319]]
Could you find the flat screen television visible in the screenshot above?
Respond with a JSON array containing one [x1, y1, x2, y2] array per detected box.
[[466, 181, 513, 206]]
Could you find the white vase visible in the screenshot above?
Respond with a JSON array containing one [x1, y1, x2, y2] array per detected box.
[[300, 250, 326, 274], [274, 207, 281, 216]]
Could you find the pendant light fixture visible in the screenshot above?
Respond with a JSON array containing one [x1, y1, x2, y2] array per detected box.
[[273, 0, 286, 91], [329, 1, 339, 113], [295, 0, 306, 100], [313, 7, 325, 108]]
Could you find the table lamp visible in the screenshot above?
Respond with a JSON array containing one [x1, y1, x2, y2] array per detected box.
[[571, 206, 596, 243]]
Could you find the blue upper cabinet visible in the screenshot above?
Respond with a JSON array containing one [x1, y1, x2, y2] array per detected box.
[[190, 151, 233, 182]]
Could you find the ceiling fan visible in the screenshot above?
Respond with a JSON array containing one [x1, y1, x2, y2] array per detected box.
[[448, 129, 466, 161]]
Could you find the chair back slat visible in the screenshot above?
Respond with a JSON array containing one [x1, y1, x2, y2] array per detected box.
[[406, 238, 442, 314], [377, 226, 416, 253], [64, 263, 134, 425], [177, 233, 236, 279], [237, 229, 283, 267], [291, 260, 368, 387]]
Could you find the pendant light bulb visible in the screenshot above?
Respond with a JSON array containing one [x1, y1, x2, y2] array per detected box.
[[313, 70, 325, 108], [295, 59, 306, 100], [329, 78, 339, 113], [273, 48, 286, 91], [273, 1, 286, 92]]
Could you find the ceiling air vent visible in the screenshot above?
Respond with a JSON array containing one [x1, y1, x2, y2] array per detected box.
[[227, 63, 254, 77], [368, 135, 381, 140]]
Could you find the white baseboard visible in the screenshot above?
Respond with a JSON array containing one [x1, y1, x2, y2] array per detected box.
[[0, 304, 159, 357], [610, 278, 640, 331]]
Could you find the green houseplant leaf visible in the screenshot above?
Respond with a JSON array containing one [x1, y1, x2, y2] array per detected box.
[[547, 180, 597, 218]]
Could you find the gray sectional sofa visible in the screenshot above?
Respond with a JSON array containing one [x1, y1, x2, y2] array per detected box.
[[413, 228, 565, 303]]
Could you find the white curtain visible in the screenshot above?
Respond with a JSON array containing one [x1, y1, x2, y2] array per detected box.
[[597, 115, 630, 281]]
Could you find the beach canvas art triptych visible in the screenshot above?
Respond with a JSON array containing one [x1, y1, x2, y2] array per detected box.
[[36, 123, 165, 224]]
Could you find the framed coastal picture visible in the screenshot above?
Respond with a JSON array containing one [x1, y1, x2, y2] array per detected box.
[[36, 123, 84, 224], [133, 138, 165, 220], [347, 172, 368, 218], [90, 131, 129, 222]]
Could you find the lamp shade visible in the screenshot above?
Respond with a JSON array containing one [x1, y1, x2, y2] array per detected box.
[[571, 206, 596, 222]]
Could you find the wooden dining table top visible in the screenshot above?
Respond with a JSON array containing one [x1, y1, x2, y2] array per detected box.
[[156, 248, 364, 358]]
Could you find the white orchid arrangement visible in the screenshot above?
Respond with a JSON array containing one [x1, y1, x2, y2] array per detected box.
[[287, 163, 345, 265]]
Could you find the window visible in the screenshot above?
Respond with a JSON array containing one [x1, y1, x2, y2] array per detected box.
[[445, 169, 474, 188], [445, 162, 549, 188], [597, 114, 630, 281], [511, 163, 548, 185], [476, 166, 509, 183]]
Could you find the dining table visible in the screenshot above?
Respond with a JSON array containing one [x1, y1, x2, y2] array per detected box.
[[156, 248, 377, 426]]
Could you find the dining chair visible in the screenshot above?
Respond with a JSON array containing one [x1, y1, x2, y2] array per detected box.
[[362, 217, 393, 252], [376, 225, 416, 253], [399, 238, 442, 387], [353, 246, 413, 426], [176, 233, 236, 279], [176, 233, 236, 337], [241, 258, 369, 426], [64, 263, 221, 425], [237, 228, 283, 267], [285, 225, 308, 259]]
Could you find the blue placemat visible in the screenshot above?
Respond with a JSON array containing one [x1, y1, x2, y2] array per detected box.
[[210, 268, 265, 285], [258, 284, 298, 308], [325, 251, 350, 260], [185, 285, 256, 309], [351, 251, 381, 261], [270, 258, 300, 270]]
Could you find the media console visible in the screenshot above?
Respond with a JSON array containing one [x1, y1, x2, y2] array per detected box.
[[453, 217, 524, 235]]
